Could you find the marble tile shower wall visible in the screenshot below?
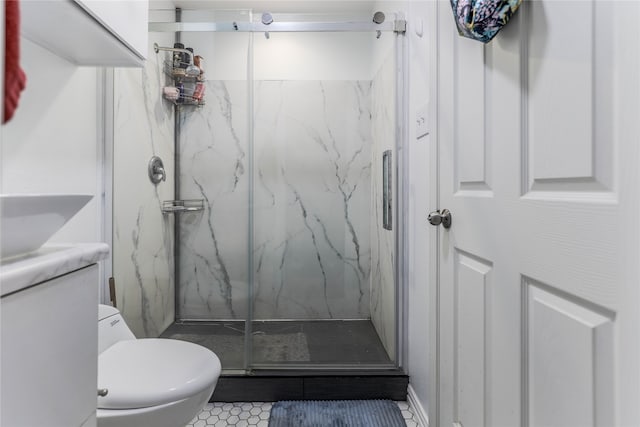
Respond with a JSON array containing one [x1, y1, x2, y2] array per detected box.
[[178, 81, 250, 319], [113, 34, 176, 338], [253, 81, 372, 319], [178, 80, 374, 320]]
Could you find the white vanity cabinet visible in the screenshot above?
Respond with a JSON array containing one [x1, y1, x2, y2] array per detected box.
[[21, 0, 148, 66], [0, 244, 109, 427]]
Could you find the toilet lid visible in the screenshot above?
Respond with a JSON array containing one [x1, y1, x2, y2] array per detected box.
[[98, 339, 221, 410]]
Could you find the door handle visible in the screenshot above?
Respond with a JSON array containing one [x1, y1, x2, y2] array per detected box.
[[428, 209, 452, 229]]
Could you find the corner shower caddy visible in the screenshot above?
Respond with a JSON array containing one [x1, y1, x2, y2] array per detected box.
[[154, 43, 206, 106]]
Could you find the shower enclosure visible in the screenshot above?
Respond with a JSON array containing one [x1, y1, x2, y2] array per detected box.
[[148, 8, 406, 374]]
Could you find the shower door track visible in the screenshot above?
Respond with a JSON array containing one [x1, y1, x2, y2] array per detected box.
[[149, 20, 406, 34]]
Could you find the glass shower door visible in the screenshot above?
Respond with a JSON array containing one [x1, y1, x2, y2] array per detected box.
[[250, 28, 399, 368], [173, 14, 252, 371]]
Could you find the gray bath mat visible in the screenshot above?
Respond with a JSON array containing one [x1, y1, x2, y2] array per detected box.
[[268, 400, 406, 427], [170, 332, 311, 362]]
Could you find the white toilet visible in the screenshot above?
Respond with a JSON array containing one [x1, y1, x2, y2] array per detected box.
[[97, 305, 221, 427]]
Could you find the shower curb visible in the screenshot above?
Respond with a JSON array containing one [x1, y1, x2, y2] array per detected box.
[[211, 371, 409, 402]]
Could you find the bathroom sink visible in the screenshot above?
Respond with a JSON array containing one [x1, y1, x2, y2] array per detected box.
[[0, 194, 92, 259]]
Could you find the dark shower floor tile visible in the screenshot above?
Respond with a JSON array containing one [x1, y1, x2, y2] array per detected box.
[[160, 319, 392, 370], [161, 321, 247, 370]]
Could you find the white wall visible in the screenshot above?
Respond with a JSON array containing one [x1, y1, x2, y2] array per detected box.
[[404, 1, 437, 423], [253, 31, 374, 80], [1, 38, 102, 245]]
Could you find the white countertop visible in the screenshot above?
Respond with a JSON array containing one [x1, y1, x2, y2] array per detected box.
[[0, 243, 109, 297]]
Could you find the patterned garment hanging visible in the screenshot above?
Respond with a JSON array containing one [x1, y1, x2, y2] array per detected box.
[[450, 0, 523, 43]]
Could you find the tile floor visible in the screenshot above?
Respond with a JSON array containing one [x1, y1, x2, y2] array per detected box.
[[186, 400, 422, 427]]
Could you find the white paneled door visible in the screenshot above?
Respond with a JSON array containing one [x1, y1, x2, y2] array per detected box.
[[434, 1, 640, 426]]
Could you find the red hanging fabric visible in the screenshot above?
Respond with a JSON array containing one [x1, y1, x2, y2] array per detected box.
[[3, 0, 27, 124]]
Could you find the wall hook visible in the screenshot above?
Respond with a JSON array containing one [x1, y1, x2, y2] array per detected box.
[[415, 19, 424, 37]]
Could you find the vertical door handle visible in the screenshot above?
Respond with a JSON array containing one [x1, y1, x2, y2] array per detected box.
[[382, 150, 392, 230]]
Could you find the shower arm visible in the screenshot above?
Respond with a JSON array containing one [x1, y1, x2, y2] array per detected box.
[[153, 43, 194, 63]]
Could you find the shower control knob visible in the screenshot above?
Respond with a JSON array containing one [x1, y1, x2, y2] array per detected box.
[[148, 156, 167, 185], [428, 209, 452, 229]]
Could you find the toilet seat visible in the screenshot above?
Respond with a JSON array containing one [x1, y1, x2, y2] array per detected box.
[[98, 338, 221, 410]]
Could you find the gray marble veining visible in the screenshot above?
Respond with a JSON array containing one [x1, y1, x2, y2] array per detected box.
[[178, 80, 250, 320], [113, 34, 176, 338], [252, 80, 372, 320], [255, 81, 371, 319], [178, 80, 373, 320]]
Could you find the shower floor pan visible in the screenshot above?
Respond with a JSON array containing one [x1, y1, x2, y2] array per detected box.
[[160, 320, 408, 401]]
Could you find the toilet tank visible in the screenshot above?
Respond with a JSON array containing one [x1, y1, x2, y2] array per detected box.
[[98, 304, 136, 354]]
